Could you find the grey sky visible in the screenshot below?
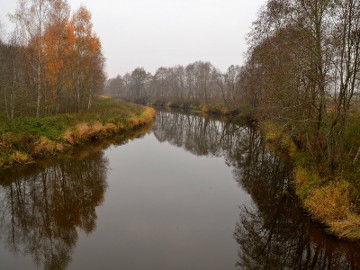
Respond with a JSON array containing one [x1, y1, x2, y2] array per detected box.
[[0, 0, 267, 78]]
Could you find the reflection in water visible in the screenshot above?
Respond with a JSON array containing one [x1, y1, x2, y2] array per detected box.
[[153, 110, 245, 158], [0, 111, 359, 269], [153, 110, 360, 270], [0, 124, 153, 270], [231, 129, 360, 270], [0, 152, 108, 270], [233, 132, 360, 270]]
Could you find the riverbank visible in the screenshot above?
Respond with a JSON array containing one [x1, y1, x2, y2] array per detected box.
[[0, 97, 155, 169], [262, 120, 360, 240], [153, 101, 360, 239]]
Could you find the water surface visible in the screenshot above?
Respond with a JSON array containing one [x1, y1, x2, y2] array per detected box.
[[0, 110, 359, 270]]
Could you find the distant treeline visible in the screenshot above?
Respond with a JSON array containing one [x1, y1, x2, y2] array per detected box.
[[107, 0, 360, 169], [0, 0, 105, 119], [104, 62, 243, 112]]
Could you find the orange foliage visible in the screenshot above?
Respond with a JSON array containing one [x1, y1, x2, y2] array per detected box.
[[19, 2, 105, 115]]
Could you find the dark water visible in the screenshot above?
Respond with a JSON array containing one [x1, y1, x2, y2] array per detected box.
[[0, 110, 360, 270]]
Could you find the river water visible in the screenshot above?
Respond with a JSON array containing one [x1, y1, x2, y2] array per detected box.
[[0, 110, 359, 270]]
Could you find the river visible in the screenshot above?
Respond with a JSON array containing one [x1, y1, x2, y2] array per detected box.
[[0, 110, 359, 270]]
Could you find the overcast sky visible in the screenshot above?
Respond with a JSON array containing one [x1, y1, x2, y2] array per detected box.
[[0, 0, 267, 78]]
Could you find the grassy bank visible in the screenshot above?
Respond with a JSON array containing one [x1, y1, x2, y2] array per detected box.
[[262, 120, 360, 240], [0, 122, 154, 183], [0, 97, 156, 169]]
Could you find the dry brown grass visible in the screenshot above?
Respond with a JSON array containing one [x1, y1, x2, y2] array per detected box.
[[56, 143, 65, 152], [64, 122, 105, 144], [295, 167, 360, 239], [330, 214, 360, 239], [263, 119, 360, 240], [64, 122, 104, 144], [11, 151, 30, 164], [104, 123, 117, 133], [305, 181, 350, 222], [33, 136, 56, 155], [76, 123, 91, 138], [126, 107, 156, 129], [63, 107, 155, 145], [0, 98, 156, 169]]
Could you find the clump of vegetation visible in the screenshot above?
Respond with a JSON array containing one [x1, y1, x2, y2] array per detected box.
[[0, 98, 155, 169], [293, 162, 360, 239], [305, 181, 350, 221]]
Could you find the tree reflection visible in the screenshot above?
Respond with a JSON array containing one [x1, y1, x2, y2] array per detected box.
[[0, 152, 108, 269], [153, 110, 246, 157], [233, 129, 360, 270], [0, 121, 153, 270], [153, 110, 360, 270], [1, 111, 359, 269]]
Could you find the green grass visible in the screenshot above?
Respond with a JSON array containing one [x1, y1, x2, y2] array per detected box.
[[0, 98, 150, 139], [0, 97, 155, 168]]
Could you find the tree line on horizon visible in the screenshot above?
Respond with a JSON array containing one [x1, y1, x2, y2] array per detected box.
[[0, 0, 105, 119], [104, 62, 243, 112], [107, 0, 360, 170]]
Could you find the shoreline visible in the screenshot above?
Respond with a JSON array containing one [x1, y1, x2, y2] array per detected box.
[[0, 98, 156, 170], [3, 96, 359, 240], [259, 121, 360, 240], [142, 101, 360, 240]]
